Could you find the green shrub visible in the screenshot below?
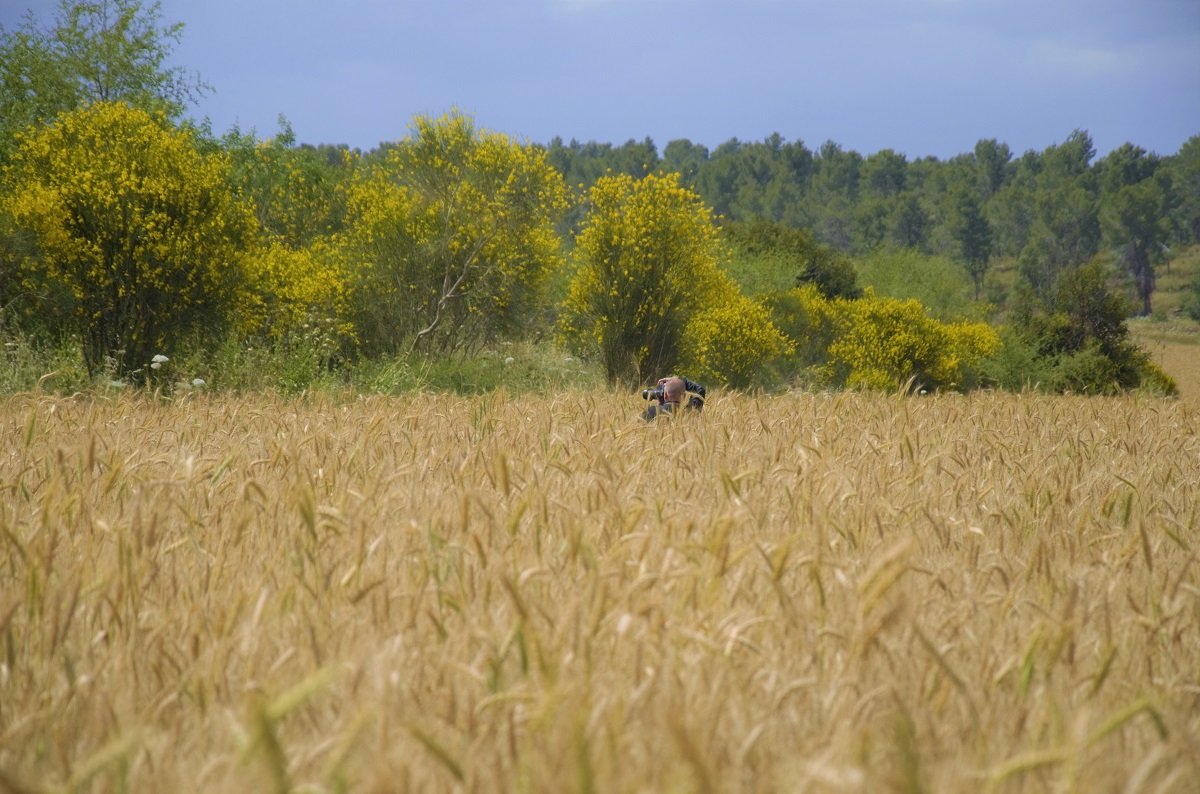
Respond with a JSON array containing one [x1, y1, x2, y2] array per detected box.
[[762, 285, 840, 375], [980, 327, 1055, 391], [1048, 342, 1124, 394], [1002, 261, 1173, 395], [0, 329, 92, 394], [723, 219, 861, 299], [855, 248, 983, 321], [982, 325, 1177, 396], [1183, 277, 1200, 322]]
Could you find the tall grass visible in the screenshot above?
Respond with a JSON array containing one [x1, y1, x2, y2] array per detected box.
[[0, 389, 1196, 791]]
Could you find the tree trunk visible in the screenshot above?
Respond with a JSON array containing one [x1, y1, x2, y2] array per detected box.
[[1123, 244, 1154, 317]]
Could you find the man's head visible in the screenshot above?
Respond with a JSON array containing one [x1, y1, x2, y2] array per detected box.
[[662, 377, 686, 405]]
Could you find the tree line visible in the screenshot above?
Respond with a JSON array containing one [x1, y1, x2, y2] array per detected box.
[[548, 131, 1200, 317], [0, 0, 1189, 395]]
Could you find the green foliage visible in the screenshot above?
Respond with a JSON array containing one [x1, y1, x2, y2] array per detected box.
[[1100, 163, 1168, 316], [180, 333, 344, 395], [0, 323, 93, 393], [0, 100, 254, 376], [679, 295, 794, 388], [761, 284, 840, 375], [1018, 182, 1101, 297], [1164, 135, 1200, 245], [723, 218, 861, 299], [1050, 341, 1128, 395], [1183, 276, 1200, 322], [0, 0, 206, 160], [861, 149, 907, 197], [690, 134, 813, 223], [416, 345, 599, 395], [855, 248, 983, 321], [1034, 262, 1132, 357], [722, 230, 803, 296], [546, 137, 660, 188], [1003, 262, 1173, 394], [889, 194, 930, 250], [0, 4, 1189, 400], [979, 326, 1055, 391], [979, 325, 1176, 396], [559, 171, 735, 383], [541, 128, 1196, 312], [974, 139, 1013, 199], [222, 118, 352, 248], [945, 183, 992, 299], [339, 111, 569, 356]]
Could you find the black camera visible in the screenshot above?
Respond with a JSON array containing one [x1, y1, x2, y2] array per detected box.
[[642, 384, 665, 402]]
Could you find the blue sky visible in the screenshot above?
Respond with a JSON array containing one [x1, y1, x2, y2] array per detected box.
[[3, 0, 1198, 159]]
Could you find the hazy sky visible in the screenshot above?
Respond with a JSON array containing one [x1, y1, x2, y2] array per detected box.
[[3, 0, 1198, 159]]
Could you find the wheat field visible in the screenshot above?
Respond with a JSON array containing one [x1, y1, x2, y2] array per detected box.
[[0, 389, 1197, 792]]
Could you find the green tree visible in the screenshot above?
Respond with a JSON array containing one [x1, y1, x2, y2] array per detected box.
[[1044, 262, 1131, 357], [853, 198, 890, 253], [889, 193, 930, 250], [1163, 135, 1200, 244], [0, 0, 205, 159], [1098, 145, 1168, 316], [1018, 182, 1099, 298], [686, 135, 812, 223], [1042, 129, 1096, 180], [661, 138, 709, 186], [0, 101, 254, 376], [973, 138, 1012, 199], [946, 184, 992, 300], [1183, 274, 1200, 322], [724, 219, 861, 299], [862, 149, 907, 198], [987, 150, 1040, 258], [560, 172, 735, 383], [340, 112, 568, 356], [1004, 261, 1171, 394], [808, 140, 862, 249], [1097, 142, 1157, 193], [854, 248, 979, 321]]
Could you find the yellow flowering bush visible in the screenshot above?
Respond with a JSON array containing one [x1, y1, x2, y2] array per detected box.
[[0, 101, 254, 376], [560, 171, 737, 383], [238, 240, 354, 350], [679, 295, 794, 388], [825, 293, 999, 391], [944, 318, 1001, 390], [338, 112, 568, 355]]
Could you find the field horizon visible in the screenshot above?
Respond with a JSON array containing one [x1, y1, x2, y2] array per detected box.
[[1, 388, 1197, 791]]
